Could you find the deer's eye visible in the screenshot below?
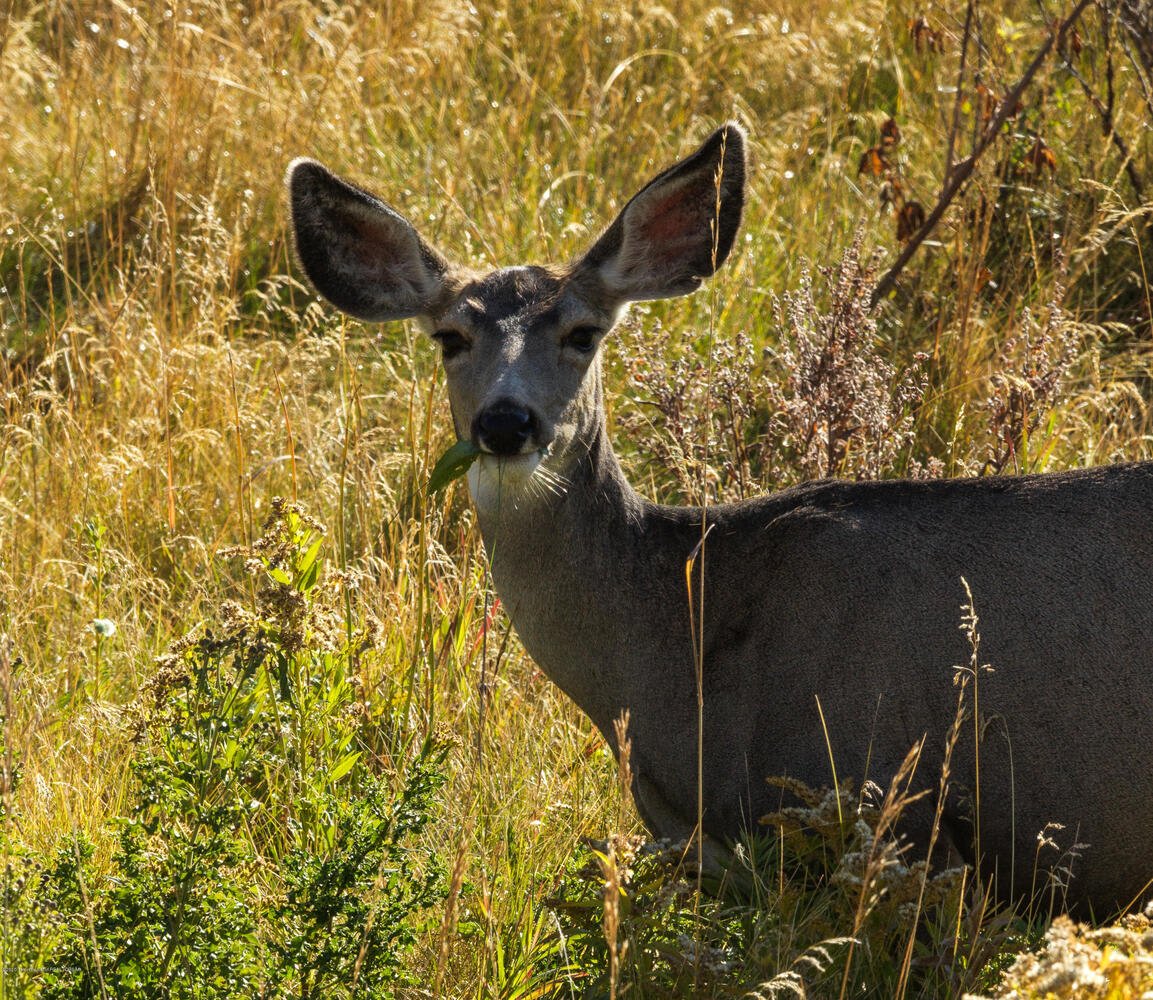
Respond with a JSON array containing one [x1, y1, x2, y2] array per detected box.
[[564, 326, 601, 354], [433, 329, 471, 359]]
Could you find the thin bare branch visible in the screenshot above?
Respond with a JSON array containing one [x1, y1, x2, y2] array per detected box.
[[944, 0, 978, 186], [1114, 0, 1153, 125]]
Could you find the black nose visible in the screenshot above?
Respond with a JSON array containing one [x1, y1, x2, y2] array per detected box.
[[472, 401, 534, 459], [474, 401, 536, 456]]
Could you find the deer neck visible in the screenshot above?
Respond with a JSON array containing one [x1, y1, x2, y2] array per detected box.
[[469, 415, 681, 741]]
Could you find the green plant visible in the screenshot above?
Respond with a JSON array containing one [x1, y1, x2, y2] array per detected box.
[[36, 500, 447, 998], [2, 654, 56, 998]]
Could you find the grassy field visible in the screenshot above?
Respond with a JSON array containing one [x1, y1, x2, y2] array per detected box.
[[2, 0, 1153, 996]]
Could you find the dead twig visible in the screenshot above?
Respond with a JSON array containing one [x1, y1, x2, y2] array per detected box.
[[943, 0, 978, 187], [870, 0, 1095, 308], [1117, 0, 1153, 80]]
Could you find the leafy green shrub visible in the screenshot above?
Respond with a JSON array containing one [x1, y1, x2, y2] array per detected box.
[[2, 673, 57, 998], [35, 499, 447, 998]]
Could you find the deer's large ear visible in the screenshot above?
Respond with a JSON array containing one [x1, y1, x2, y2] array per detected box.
[[287, 159, 449, 322], [576, 123, 745, 304]]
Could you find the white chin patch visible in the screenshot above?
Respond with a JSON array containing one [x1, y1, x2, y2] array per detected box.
[[466, 452, 543, 512]]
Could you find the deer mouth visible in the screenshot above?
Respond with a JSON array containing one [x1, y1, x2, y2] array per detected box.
[[467, 445, 567, 511], [474, 448, 544, 479]]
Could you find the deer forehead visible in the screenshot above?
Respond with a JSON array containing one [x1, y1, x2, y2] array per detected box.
[[438, 265, 611, 336]]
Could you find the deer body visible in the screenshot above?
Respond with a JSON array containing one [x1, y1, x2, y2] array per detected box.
[[288, 124, 1153, 915]]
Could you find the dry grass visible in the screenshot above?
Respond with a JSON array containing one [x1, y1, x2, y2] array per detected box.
[[2, 0, 1152, 995], [968, 909, 1153, 999]]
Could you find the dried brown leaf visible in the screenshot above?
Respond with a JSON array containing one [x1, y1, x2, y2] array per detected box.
[[858, 146, 889, 177], [909, 15, 944, 53], [896, 201, 926, 242], [1021, 136, 1057, 179]]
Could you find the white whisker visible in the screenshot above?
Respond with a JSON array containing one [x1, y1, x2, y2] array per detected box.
[[531, 461, 570, 499]]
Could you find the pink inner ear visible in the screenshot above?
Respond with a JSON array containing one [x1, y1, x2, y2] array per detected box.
[[347, 216, 387, 268], [635, 176, 713, 264], [344, 211, 394, 253], [338, 208, 417, 283]]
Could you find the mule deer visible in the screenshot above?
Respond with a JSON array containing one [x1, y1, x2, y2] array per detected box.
[[287, 124, 1153, 915]]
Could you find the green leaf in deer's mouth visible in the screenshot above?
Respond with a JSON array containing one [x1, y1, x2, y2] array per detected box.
[[427, 440, 482, 495]]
